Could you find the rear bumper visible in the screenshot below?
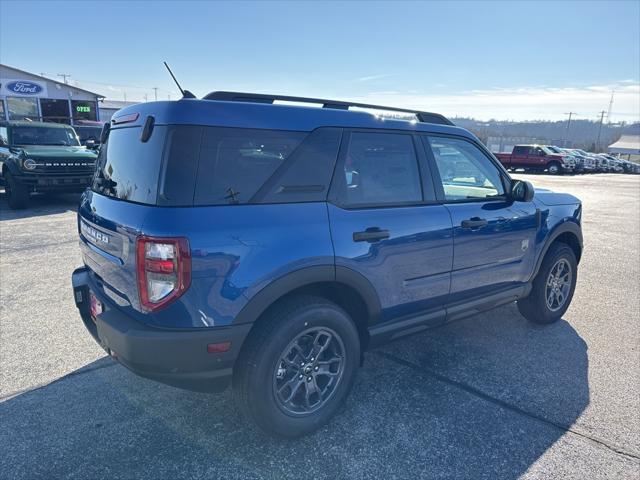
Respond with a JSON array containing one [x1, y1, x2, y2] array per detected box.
[[71, 267, 251, 392], [13, 173, 93, 192]]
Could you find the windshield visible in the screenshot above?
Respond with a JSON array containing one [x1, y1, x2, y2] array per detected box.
[[11, 126, 80, 146], [539, 146, 554, 155]]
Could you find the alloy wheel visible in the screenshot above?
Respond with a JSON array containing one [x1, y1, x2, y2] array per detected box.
[[545, 258, 572, 312], [273, 327, 345, 416]]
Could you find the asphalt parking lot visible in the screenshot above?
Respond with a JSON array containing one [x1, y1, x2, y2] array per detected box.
[[1, 174, 639, 479]]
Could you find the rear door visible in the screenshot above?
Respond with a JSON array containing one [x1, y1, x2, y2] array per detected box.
[[512, 145, 532, 168], [422, 135, 538, 304], [328, 130, 453, 325]]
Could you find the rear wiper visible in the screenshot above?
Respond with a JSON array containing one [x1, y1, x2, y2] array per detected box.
[[94, 176, 117, 192]]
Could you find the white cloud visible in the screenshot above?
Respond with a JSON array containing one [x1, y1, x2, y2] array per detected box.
[[349, 82, 640, 122], [356, 73, 396, 82]]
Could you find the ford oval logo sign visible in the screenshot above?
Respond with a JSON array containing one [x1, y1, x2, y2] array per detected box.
[[6, 81, 43, 95]]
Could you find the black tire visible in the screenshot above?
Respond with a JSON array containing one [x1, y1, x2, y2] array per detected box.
[[233, 295, 360, 437], [518, 243, 577, 324], [4, 171, 29, 209], [547, 162, 562, 175]]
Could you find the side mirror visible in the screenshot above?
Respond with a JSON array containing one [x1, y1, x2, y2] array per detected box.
[[510, 179, 534, 202], [84, 139, 96, 148]]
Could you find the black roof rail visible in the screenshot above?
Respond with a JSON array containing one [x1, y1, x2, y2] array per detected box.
[[203, 91, 454, 126]]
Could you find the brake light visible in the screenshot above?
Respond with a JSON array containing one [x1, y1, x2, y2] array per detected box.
[[136, 236, 191, 311]]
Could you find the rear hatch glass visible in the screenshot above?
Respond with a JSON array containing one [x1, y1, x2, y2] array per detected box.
[[92, 125, 166, 205]]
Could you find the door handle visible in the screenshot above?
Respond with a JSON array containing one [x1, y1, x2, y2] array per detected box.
[[461, 217, 488, 229], [353, 228, 390, 243]]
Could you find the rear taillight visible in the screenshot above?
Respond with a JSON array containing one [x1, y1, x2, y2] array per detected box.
[[136, 236, 191, 311]]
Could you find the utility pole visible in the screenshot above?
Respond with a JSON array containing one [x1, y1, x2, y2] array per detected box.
[[563, 112, 577, 147], [123, 91, 127, 102], [57, 73, 71, 84], [144, 94, 148, 102], [596, 110, 606, 152], [153, 87, 158, 101], [606, 90, 615, 123]]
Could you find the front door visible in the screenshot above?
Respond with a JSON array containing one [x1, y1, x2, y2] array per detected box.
[[422, 135, 538, 304], [328, 130, 453, 324]]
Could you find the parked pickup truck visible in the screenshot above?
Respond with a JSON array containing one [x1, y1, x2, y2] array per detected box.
[[0, 121, 98, 209], [495, 145, 575, 174]]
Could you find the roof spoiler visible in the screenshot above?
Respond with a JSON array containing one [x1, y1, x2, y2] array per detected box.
[[203, 91, 454, 126]]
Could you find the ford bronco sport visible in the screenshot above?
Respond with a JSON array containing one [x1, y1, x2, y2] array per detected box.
[[0, 121, 98, 209], [72, 92, 583, 437]]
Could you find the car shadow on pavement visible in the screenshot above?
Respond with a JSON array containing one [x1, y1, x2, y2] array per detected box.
[[0, 304, 589, 480], [0, 190, 80, 221]]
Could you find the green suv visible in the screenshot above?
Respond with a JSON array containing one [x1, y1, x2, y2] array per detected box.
[[0, 121, 98, 209]]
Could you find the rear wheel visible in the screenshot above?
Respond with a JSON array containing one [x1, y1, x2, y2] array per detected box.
[[547, 162, 561, 175], [518, 243, 577, 324], [4, 172, 29, 209], [233, 295, 360, 437]]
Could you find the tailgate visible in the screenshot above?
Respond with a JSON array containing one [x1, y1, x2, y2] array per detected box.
[[78, 190, 150, 311]]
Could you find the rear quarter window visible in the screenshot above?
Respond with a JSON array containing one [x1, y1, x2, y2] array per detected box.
[[193, 128, 306, 205]]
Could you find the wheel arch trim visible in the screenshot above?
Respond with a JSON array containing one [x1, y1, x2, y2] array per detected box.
[[531, 220, 583, 281], [233, 265, 382, 326]]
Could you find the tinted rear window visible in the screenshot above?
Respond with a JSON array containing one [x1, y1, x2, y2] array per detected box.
[[92, 125, 165, 205], [194, 127, 305, 205]]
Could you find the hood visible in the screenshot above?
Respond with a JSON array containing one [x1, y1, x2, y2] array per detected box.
[[534, 188, 580, 206], [19, 145, 97, 160]]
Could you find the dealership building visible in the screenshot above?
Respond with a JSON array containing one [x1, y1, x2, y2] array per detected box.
[[0, 64, 104, 125]]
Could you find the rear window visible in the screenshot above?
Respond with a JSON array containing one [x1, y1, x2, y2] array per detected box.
[[93, 125, 341, 206], [92, 126, 166, 204]]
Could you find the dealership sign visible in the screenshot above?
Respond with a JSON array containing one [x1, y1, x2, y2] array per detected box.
[[1, 79, 48, 97]]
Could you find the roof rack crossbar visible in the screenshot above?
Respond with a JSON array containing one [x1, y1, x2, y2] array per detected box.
[[203, 91, 454, 126]]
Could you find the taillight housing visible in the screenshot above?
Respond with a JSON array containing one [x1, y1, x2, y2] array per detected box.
[[136, 236, 191, 311]]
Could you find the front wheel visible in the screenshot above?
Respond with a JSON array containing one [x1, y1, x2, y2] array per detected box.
[[518, 243, 577, 324], [547, 162, 562, 175], [4, 172, 30, 209], [233, 295, 360, 437]]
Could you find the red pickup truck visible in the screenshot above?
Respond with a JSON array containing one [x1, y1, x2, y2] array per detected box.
[[495, 145, 575, 174]]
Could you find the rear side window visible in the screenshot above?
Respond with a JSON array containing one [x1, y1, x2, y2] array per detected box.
[[253, 127, 342, 204], [513, 146, 530, 155], [194, 128, 305, 205], [332, 132, 423, 207], [93, 126, 166, 205]]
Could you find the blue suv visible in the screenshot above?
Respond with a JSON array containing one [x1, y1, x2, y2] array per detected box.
[[72, 92, 583, 437]]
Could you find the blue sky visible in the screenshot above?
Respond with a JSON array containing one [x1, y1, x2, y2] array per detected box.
[[1, 0, 638, 121]]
